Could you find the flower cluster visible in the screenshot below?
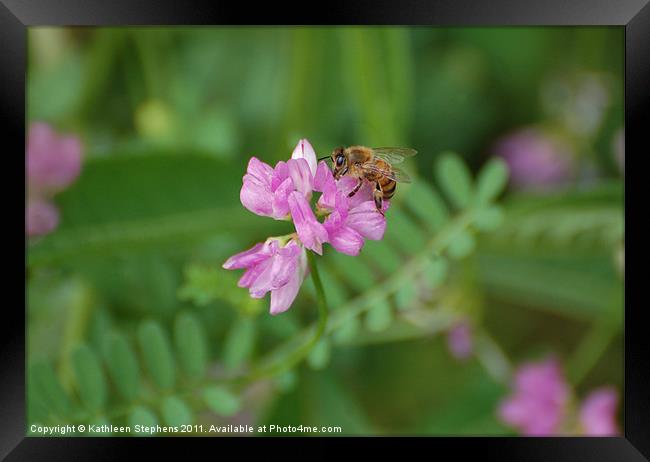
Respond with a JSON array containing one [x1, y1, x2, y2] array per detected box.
[[224, 139, 388, 315], [26, 122, 84, 237], [497, 357, 619, 436]]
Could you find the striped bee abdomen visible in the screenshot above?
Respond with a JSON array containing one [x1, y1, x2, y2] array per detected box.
[[380, 177, 397, 199]]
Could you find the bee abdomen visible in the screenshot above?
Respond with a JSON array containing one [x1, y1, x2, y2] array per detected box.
[[382, 179, 396, 199]]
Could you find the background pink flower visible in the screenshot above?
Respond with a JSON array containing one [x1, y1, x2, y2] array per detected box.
[[26, 198, 60, 237], [498, 357, 569, 435], [494, 127, 575, 191], [26, 122, 83, 237], [27, 122, 83, 195], [579, 387, 620, 436], [447, 321, 473, 360]]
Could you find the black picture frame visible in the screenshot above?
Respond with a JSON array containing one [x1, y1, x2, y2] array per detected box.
[[3, 0, 648, 459]]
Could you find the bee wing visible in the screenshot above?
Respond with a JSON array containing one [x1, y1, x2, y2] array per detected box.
[[371, 147, 418, 164], [360, 164, 412, 183]]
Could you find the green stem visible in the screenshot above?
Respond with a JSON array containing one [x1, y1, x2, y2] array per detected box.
[[235, 250, 328, 383], [474, 331, 512, 384], [567, 319, 619, 386]]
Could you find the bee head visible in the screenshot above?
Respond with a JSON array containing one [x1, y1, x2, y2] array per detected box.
[[331, 146, 347, 179]]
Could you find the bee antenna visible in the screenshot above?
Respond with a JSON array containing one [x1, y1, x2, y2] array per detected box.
[[317, 155, 330, 161]]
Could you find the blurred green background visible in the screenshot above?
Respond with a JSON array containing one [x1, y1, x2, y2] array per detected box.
[[27, 27, 624, 435]]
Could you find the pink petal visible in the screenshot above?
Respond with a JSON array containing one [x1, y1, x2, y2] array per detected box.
[[27, 122, 83, 195], [579, 387, 619, 436], [497, 357, 569, 435], [247, 157, 275, 184], [346, 201, 387, 240], [498, 397, 526, 426], [50, 136, 83, 191], [447, 322, 473, 360], [239, 258, 274, 297], [288, 191, 328, 255], [327, 225, 364, 256], [314, 161, 335, 192], [26, 198, 59, 237], [271, 177, 294, 218], [247, 257, 281, 297], [267, 242, 301, 290], [240, 157, 275, 217], [270, 247, 307, 315], [223, 241, 268, 269], [271, 161, 290, 190], [287, 158, 314, 197], [290, 138, 317, 177]]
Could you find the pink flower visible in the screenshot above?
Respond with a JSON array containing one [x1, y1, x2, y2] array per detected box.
[[498, 357, 569, 435], [579, 387, 620, 436], [223, 238, 308, 315], [494, 127, 574, 191], [446, 321, 473, 360], [228, 138, 392, 314], [27, 122, 83, 195], [26, 198, 60, 237], [26, 122, 83, 238]]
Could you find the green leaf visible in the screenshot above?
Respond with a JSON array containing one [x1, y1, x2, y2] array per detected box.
[[174, 312, 208, 380], [385, 209, 427, 254], [360, 240, 403, 276], [137, 321, 176, 390], [447, 231, 476, 260], [404, 182, 450, 230], [161, 396, 193, 426], [421, 367, 508, 435], [435, 152, 473, 209], [476, 158, 509, 204], [178, 265, 262, 315], [104, 332, 140, 402], [328, 251, 376, 292], [29, 360, 73, 418], [395, 281, 417, 310], [202, 386, 241, 417], [364, 300, 394, 332], [422, 258, 448, 289], [129, 405, 158, 435], [222, 316, 256, 371], [312, 265, 348, 308], [477, 251, 622, 320], [275, 369, 298, 393], [333, 316, 360, 344], [474, 206, 505, 231], [307, 338, 331, 370], [71, 344, 107, 412]]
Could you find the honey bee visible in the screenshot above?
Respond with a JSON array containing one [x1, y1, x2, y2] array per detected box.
[[324, 146, 417, 213]]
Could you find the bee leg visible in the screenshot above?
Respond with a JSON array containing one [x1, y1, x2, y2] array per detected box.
[[373, 182, 385, 215], [348, 179, 363, 198]]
